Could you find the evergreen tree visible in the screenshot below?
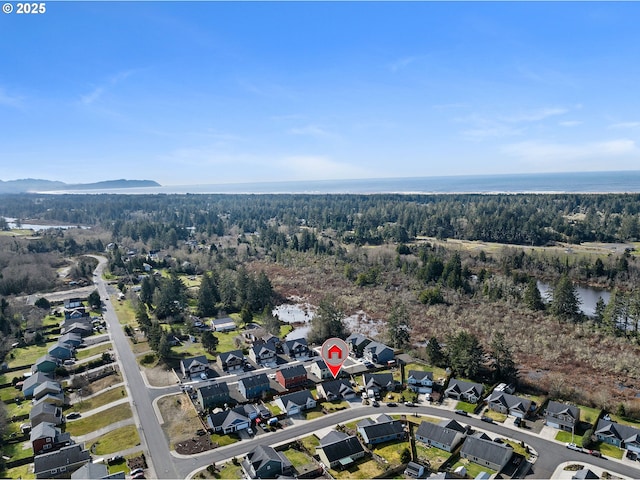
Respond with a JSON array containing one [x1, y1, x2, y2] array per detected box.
[[387, 301, 411, 350], [262, 306, 281, 337], [308, 295, 348, 344], [136, 302, 152, 335], [490, 332, 518, 383], [202, 331, 219, 353], [240, 304, 253, 325], [523, 279, 545, 311], [154, 274, 187, 320], [140, 276, 155, 306], [148, 321, 164, 352], [550, 275, 581, 321], [198, 272, 219, 317], [426, 336, 447, 367], [218, 272, 236, 312], [447, 331, 483, 379], [157, 332, 171, 360], [88, 290, 101, 310], [594, 297, 606, 325]]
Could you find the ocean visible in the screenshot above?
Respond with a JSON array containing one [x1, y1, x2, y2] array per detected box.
[[56, 170, 640, 195]]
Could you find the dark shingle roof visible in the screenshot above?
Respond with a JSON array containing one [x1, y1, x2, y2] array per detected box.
[[198, 382, 229, 398], [239, 373, 269, 389], [486, 391, 532, 414], [416, 420, 465, 448], [460, 435, 512, 466], [595, 419, 640, 443], [278, 364, 307, 379], [218, 350, 244, 363], [546, 401, 580, 419], [408, 370, 433, 382], [446, 378, 484, 397], [318, 432, 365, 463]]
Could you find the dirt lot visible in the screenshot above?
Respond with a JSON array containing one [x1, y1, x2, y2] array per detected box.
[[157, 393, 204, 447], [143, 364, 179, 387]]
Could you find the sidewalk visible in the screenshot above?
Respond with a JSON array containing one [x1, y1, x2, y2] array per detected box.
[[74, 418, 135, 444]]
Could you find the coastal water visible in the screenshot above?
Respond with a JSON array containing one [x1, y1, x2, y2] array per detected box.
[[55, 170, 640, 195]]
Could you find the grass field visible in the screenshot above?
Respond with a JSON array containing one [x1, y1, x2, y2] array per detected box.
[[282, 448, 314, 468], [450, 455, 496, 478], [0, 385, 23, 402], [455, 401, 477, 413], [415, 443, 451, 470], [4, 464, 35, 479], [555, 430, 584, 446], [112, 299, 136, 326], [483, 409, 507, 422], [157, 394, 202, 445], [329, 458, 385, 479], [503, 439, 532, 459], [76, 342, 112, 360], [210, 432, 240, 447], [90, 424, 141, 455], [576, 404, 602, 425], [65, 404, 133, 436], [597, 442, 623, 459], [608, 413, 640, 428], [0, 368, 30, 384], [299, 434, 320, 454], [5, 398, 31, 417], [1, 440, 34, 462], [67, 387, 127, 413], [171, 340, 216, 361], [374, 440, 411, 465], [7, 344, 50, 368]]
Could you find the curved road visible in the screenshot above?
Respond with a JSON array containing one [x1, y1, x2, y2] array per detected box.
[[91, 256, 640, 480]]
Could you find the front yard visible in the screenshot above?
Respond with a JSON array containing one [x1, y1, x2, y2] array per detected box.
[[67, 387, 127, 413], [157, 393, 203, 445], [76, 342, 112, 360], [90, 424, 141, 455], [65, 403, 133, 436], [455, 401, 478, 414]]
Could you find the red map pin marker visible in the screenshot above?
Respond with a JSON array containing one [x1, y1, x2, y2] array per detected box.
[[321, 338, 349, 379]]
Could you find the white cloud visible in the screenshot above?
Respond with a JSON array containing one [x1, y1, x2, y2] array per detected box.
[[458, 106, 569, 140], [608, 122, 640, 129], [278, 155, 371, 180]]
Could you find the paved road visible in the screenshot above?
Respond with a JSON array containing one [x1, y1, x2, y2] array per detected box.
[[89, 256, 640, 480], [91, 256, 178, 479]]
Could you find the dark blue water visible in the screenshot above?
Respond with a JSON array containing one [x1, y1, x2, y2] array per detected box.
[[59, 170, 640, 195]]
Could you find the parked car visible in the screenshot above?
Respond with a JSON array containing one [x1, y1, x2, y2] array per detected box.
[[131, 473, 145, 480], [404, 402, 415, 407], [566, 443, 581, 451], [371, 400, 380, 407], [247, 427, 254, 436], [513, 417, 521, 426], [480, 416, 493, 423], [66, 412, 81, 419], [454, 410, 469, 416], [387, 402, 397, 407], [130, 468, 144, 476], [588, 450, 602, 458]]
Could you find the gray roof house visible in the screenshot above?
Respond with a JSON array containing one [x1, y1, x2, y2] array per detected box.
[[415, 419, 467, 452], [30, 401, 64, 427], [22, 371, 53, 398], [275, 390, 317, 416], [362, 373, 396, 397], [309, 359, 332, 380], [316, 431, 366, 469], [356, 414, 405, 445], [249, 343, 277, 367], [47, 343, 74, 361], [241, 444, 293, 479], [71, 462, 126, 479], [445, 378, 484, 403], [282, 338, 311, 359], [545, 401, 580, 431], [217, 350, 245, 372], [59, 332, 83, 348], [212, 317, 237, 332], [238, 373, 271, 400], [407, 370, 434, 394], [345, 333, 372, 357], [363, 341, 395, 364], [595, 419, 640, 453], [34, 381, 65, 406], [317, 379, 356, 401], [32, 355, 60, 374], [197, 383, 230, 409], [486, 391, 533, 418], [34, 443, 91, 479], [30, 421, 71, 456], [460, 433, 513, 472], [206, 407, 250, 434], [180, 355, 209, 378]]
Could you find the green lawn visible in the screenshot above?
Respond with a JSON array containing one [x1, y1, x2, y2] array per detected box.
[[0, 368, 30, 384], [608, 413, 640, 428], [7, 344, 50, 368], [210, 432, 239, 447], [282, 448, 314, 468], [266, 402, 283, 416], [577, 404, 602, 425], [329, 458, 385, 479], [0, 386, 23, 402], [299, 434, 320, 454], [76, 342, 112, 360], [215, 463, 242, 479], [65, 404, 133, 436], [0, 440, 34, 462], [483, 409, 507, 422], [171, 341, 216, 361], [503, 439, 531, 460], [112, 299, 136, 326], [90, 425, 140, 455], [5, 398, 31, 417], [304, 409, 325, 420], [4, 464, 35, 479], [455, 401, 477, 413], [415, 443, 451, 470], [555, 430, 584, 446], [43, 315, 62, 327], [320, 400, 350, 412], [374, 440, 411, 465], [450, 455, 496, 478], [67, 387, 127, 413], [214, 331, 244, 354], [596, 442, 623, 459]]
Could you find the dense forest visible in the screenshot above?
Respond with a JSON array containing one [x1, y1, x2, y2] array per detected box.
[[2, 192, 640, 411]]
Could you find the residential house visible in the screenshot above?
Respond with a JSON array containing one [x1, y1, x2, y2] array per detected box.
[[64, 307, 88, 320], [34, 443, 91, 479], [71, 462, 126, 479], [217, 350, 245, 372], [345, 333, 371, 358], [595, 419, 640, 453], [357, 414, 405, 445], [30, 422, 71, 455], [212, 317, 237, 332], [197, 383, 230, 409], [486, 391, 533, 419], [33, 381, 65, 406], [238, 373, 271, 400], [64, 298, 83, 310], [404, 462, 426, 478], [445, 378, 484, 403], [282, 338, 311, 359], [460, 433, 513, 472], [316, 431, 366, 469], [275, 389, 316, 415], [61, 321, 93, 337], [275, 364, 308, 390], [241, 444, 293, 479], [363, 341, 395, 365], [309, 359, 332, 380], [545, 401, 580, 432], [59, 332, 83, 348], [317, 379, 356, 401], [47, 343, 74, 361], [22, 371, 53, 398], [180, 355, 209, 378], [407, 370, 434, 394], [207, 407, 250, 434], [249, 343, 277, 367], [33, 355, 60, 374], [571, 469, 600, 480], [30, 401, 64, 427], [362, 373, 396, 398], [415, 419, 467, 452]]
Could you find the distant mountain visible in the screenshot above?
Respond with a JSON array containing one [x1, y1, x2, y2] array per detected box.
[[0, 178, 161, 193]]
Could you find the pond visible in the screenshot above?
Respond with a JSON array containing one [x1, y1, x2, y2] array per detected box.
[[537, 281, 610, 317]]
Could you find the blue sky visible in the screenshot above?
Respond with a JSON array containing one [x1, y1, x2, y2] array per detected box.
[[2, 1, 640, 185]]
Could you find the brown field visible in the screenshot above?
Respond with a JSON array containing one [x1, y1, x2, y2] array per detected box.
[[157, 393, 203, 446]]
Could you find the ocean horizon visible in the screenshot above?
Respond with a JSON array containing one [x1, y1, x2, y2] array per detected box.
[[48, 170, 640, 195]]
